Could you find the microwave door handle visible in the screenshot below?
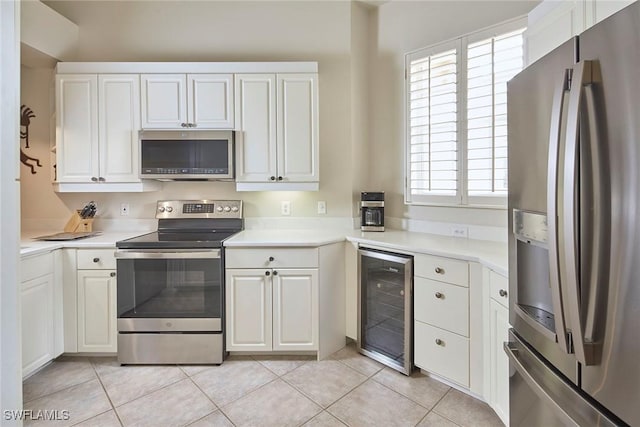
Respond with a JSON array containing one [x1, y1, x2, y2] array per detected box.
[[547, 69, 571, 354], [563, 60, 603, 366]]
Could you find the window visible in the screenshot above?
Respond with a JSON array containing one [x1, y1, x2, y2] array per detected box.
[[405, 19, 525, 207]]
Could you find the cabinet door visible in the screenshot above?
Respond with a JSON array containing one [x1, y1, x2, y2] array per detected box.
[[21, 274, 54, 377], [490, 299, 510, 425], [188, 74, 234, 128], [226, 269, 272, 351], [56, 74, 99, 183], [98, 74, 141, 182], [141, 74, 187, 129], [77, 270, 117, 353], [234, 74, 277, 182], [524, 0, 585, 66], [591, 0, 635, 26], [272, 269, 318, 351], [276, 74, 319, 182]]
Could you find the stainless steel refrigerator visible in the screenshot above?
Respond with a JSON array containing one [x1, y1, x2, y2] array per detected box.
[[507, 2, 640, 426]]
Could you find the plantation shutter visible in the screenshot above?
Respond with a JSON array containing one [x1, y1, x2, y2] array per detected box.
[[406, 41, 460, 204], [466, 29, 524, 199]]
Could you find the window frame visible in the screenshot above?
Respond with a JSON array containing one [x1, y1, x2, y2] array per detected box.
[[404, 17, 527, 209]]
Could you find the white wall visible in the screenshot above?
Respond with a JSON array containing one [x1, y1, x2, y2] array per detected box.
[[22, 1, 360, 230], [369, 1, 537, 229]]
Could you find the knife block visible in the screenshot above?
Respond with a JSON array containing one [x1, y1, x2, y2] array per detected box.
[[63, 210, 94, 233]]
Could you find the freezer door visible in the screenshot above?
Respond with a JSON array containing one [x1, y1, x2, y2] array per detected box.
[[506, 330, 618, 427], [507, 38, 578, 384], [578, 3, 640, 425]]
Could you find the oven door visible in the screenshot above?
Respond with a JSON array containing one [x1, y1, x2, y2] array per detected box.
[[115, 249, 222, 332]]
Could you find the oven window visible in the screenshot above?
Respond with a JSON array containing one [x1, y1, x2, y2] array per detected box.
[[117, 258, 222, 318]]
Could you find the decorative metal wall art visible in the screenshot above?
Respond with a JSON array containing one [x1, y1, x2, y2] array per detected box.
[[20, 104, 42, 174]]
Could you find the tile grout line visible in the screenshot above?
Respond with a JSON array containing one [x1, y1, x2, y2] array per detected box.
[[22, 357, 98, 405], [183, 371, 236, 426], [87, 358, 125, 427], [23, 375, 96, 406], [427, 388, 465, 427]]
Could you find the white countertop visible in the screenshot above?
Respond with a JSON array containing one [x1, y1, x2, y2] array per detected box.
[[224, 228, 508, 275], [20, 231, 149, 257]]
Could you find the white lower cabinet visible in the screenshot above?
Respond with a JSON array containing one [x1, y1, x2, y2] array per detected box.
[[21, 250, 62, 378], [414, 321, 470, 387], [64, 248, 118, 354], [488, 270, 510, 425], [226, 267, 318, 352], [77, 270, 117, 353]]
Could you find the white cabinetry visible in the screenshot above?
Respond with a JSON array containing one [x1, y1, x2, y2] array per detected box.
[[487, 269, 510, 426], [525, 0, 635, 66], [414, 254, 470, 387], [76, 249, 117, 353], [141, 73, 234, 129], [55, 74, 158, 192], [225, 244, 343, 358], [21, 251, 62, 378], [235, 73, 319, 191]]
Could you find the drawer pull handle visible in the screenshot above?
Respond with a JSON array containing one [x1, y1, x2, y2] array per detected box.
[[270, 176, 276, 181], [110, 272, 116, 277], [278, 176, 283, 181], [265, 271, 271, 276], [269, 256, 275, 262], [273, 270, 278, 276], [435, 267, 444, 274], [499, 289, 508, 297], [435, 338, 444, 346], [93, 258, 100, 263], [435, 292, 443, 299], [91, 177, 98, 182], [400, 290, 404, 296]]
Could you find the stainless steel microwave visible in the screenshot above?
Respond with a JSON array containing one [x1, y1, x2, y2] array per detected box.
[[139, 130, 234, 180]]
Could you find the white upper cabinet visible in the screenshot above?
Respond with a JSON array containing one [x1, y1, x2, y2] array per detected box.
[[235, 73, 319, 191], [525, 0, 636, 66], [56, 74, 99, 183], [56, 73, 158, 192], [99, 74, 140, 182], [141, 73, 233, 129]]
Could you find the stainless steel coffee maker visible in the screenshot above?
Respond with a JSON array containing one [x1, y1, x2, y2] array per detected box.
[[360, 192, 384, 231]]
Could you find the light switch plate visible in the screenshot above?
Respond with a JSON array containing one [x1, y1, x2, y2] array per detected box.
[[317, 201, 326, 215]]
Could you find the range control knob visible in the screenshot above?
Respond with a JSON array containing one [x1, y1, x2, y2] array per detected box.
[[231, 206, 239, 212], [216, 206, 224, 212], [223, 206, 231, 212], [166, 206, 173, 213], [158, 206, 166, 213]]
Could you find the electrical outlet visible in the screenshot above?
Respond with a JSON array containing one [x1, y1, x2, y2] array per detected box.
[[451, 225, 468, 238], [120, 203, 129, 216], [281, 201, 291, 216], [317, 201, 327, 215]]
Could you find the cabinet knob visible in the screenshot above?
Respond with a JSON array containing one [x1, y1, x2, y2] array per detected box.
[[190, 123, 197, 128], [181, 123, 187, 128], [93, 258, 100, 263], [273, 270, 278, 276], [435, 338, 443, 346], [98, 177, 105, 182], [435, 292, 443, 299], [268, 256, 275, 262], [91, 177, 98, 182], [270, 176, 276, 181], [265, 271, 271, 276], [434, 267, 444, 274], [499, 289, 508, 297], [110, 272, 116, 277], [277, 176, 283, 181]]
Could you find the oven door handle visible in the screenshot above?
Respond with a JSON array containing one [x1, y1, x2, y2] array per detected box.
[[115, 250, 221, 259]]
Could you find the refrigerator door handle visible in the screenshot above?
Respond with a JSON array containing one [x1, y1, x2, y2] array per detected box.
[[547, 69, 571, 354], [563, 60, 601, 366]]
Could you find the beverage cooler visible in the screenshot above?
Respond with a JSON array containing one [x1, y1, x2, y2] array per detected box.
[[357, 247, 413, 375]]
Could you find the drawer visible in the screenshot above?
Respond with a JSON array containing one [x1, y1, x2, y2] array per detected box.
[[77, 249, 116, 270], [21, 252, 54, 283], [490, 270, 509, 308], [414, 254, 468, 287], [414, 277, 469, 337], [225, 248, 318, 269], [414, 321, 469, 387]]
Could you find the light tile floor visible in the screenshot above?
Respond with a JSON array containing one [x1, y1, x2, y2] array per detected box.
[[22, 344, 503, 427]]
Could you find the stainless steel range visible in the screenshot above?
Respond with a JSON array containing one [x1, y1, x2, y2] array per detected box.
[[115, 200, 243, 364]]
